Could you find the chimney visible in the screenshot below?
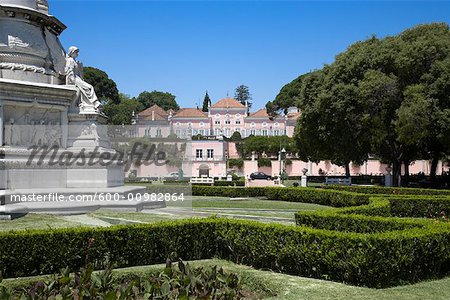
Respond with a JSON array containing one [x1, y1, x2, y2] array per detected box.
[[151, 110, 155, 121]]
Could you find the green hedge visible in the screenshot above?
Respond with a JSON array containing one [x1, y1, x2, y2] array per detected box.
[[191, 186, 370, 207], [0, 217, 449, 288], [389, 196, 450, 218], [213, 180, 245, 187], [322, 185, 450, 196]]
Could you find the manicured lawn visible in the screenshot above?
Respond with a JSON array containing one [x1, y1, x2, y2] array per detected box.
[[0, 214, 90, 232], [189, 197, 331, 210], [89, 210, 186, 224], [0, 197, 331, 231], [2, 259, 449, 300]]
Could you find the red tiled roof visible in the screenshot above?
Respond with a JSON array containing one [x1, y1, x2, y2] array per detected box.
[[173, 108, 208, 118], [211, 97, 246, 108], [138, 104, 168, 117], [249, 109, 269, 118]]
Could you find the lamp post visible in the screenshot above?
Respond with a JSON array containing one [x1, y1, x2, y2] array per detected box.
[[279, 147, 286, 182]]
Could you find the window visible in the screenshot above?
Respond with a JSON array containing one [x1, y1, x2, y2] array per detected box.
[[196, 149, 203, 159], [225, 120, 231, 125], [215, 113, 220, 118], [156, 128, 162, 137], [262, 129, 268, 136], [199, 122, 204, 127], [214, 128, 221, 136], [274, 122, 279, 127], [225, 128, 230, 137], [207, 149, 214, 159], [175, 129, 181, 137], [235, 113, 241, 118], [198, 129, 204, 136], [251, 122, 256, 127], [176, 122, 181, 126], [262, 122, 268, 127], [215, 120, 220, 125], [274, 129, 279, 136], [250, 129, 256, 136], [235, 120, 241, 125]]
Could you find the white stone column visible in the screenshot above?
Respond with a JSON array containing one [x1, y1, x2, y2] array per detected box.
[[61, 108, 68, 148]]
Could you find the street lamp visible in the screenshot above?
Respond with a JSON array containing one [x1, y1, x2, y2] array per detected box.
[[279, 147, 286, 181]]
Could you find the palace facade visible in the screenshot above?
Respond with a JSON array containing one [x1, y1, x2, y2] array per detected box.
[[130, 97, 447, 179]]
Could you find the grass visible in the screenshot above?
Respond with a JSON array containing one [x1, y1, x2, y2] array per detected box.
[[89, 210, 186, 224], [0, 197, 331, 231], [0, 214, 89, 232], [189, 197, 331, 211], [2, 259, 449, 300]]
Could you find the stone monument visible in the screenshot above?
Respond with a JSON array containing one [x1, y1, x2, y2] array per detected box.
[[0, 0, 160, 217]]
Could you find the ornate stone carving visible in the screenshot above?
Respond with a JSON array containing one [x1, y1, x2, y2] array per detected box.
[[64, 46, 101, 113], [0, 62, 46, 73]]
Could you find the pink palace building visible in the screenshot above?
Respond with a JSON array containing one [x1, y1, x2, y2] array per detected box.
[[130, 97, 447, 179]]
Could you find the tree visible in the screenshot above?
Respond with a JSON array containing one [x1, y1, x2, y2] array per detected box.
[[269, 73, 309, 113], [136, 91, 180, 111], [281, 23, 450, 185], [265, 101, 280, 121], [103, 93, 143, 125], [83, 67, 120, 103], [234, 85, 252, 108], [201, 91, 211, 112]]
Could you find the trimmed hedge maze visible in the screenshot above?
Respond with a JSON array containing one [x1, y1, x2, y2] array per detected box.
[[0, 186, 449, 288]]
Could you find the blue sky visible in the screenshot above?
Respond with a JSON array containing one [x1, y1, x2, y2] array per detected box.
[[51, 1, 450, 110]]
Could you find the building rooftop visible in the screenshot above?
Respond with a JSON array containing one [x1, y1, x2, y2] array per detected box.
[[211, 97, 246, 109], [173, 108, 208, 118], [138, 104, 168, 117]]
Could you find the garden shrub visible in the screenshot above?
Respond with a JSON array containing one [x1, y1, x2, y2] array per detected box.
[[322, 185, 450, 196], [213, 181, 245, 187], [192, 186, 369, 207], [0, 216, 449, 288], [388, 196, 450, 218]]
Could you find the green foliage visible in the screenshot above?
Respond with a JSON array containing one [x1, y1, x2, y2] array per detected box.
[[1, 187, 450, 288], [192, 186, 370, 207], [202, 91, 212, 112], [243, 136, 297, 157], [257, 157, 272, 168], [283, 23, 450, 183], [229, 131, 242, 142], [83, 66, 120, 103], [321, 185, 450, 196], [234, 85, 252, 108], [228, 158, 244, 169], [0, 260, 243, 299], [136, 91, 180, 111], [102, 94, 143, 125], [271, 73, 309, 113], [213, 181, 245, 187]]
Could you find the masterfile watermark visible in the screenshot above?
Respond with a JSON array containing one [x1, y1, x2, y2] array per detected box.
[[25, 142, 167, 172]]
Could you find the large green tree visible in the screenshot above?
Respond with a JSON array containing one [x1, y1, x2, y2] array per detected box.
[[281, 23, 450, 185], [136, 91, 180, 111], [234, 85, 252, 108], [83, 67, 120, 103]]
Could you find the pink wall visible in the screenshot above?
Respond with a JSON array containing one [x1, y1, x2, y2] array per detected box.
[[240, 159, 448, 177]]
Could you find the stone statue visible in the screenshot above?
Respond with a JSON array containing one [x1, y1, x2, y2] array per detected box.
[[64, 46, 101, 112]]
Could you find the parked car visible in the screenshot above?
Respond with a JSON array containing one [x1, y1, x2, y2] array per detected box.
[[164, 172, 179, 179], [250, 172, 273, 180]]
